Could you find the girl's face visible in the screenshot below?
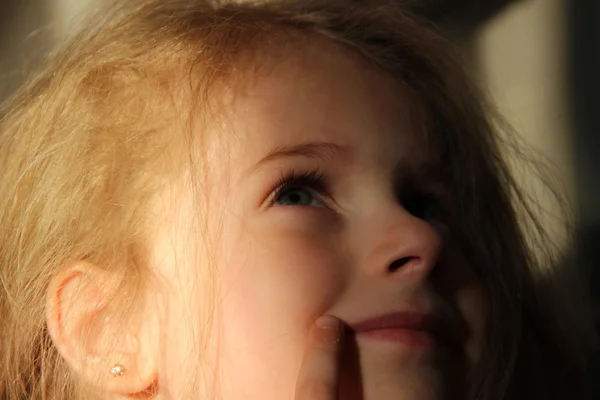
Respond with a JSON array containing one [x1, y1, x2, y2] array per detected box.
[[151, 43, 486, 399]]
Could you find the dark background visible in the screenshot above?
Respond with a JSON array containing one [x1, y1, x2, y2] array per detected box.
[[567, 0, 600, 396], [426, 1, 600, 395], [425, 1, 600, 395]]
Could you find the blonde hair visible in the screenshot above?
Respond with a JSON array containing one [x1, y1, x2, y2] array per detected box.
[[0, 0, 592, 399]]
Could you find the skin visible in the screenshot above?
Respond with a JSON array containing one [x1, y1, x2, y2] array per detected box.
[[294, 315, 345, 399], [148, 41, 486, 399]]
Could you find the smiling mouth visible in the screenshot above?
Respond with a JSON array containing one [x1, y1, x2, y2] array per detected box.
[[354, 327, 438, 348], [346, 310, 459, 350]]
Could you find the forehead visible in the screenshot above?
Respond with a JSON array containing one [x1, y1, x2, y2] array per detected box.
[[212, 41, 430, 174]]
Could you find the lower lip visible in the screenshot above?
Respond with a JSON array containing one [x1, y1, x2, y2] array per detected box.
[[356, 328, 437, 347]]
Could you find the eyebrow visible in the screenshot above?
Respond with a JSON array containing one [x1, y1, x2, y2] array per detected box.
[[248, 141, 352, 172]]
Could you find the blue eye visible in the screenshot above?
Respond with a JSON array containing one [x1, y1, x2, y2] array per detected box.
[[270, 169, 330, 208], [274, 187, 323, 207]]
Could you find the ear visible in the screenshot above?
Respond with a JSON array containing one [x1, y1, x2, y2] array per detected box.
[[45, 262, 160, 397]]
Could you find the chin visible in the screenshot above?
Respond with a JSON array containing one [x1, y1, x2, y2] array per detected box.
[[340, 366, 443, 400], [337, 343, 458, 400]]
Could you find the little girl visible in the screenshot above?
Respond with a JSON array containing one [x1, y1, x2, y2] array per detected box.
[[0, 0, 593, 399]]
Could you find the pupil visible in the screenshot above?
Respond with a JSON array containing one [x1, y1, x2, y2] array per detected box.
[[289, 192, 302, 203]]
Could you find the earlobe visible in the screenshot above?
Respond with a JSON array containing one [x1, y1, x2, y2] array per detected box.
[[45, 262, 159, 397]]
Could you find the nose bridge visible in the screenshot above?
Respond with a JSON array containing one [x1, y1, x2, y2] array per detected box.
[[363, 206, 443, 279]]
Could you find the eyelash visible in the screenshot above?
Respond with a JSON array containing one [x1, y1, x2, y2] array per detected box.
[[269, 168, 332, 206]]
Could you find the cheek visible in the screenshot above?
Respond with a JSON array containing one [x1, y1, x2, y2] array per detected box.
[[221, 222, 345, 340], [215, 220, 346, 396], [444, 261, 486, 365], [436, 246, 487, 366], [149, 229, 217, 397], [455, 282, 486, 363]]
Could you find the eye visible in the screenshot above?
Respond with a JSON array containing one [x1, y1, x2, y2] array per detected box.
[[274, 187, 323, 207], [270, 169, 330, 208]]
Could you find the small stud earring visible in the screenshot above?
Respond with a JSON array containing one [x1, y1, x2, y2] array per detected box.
[[110, 364, 125, 377]]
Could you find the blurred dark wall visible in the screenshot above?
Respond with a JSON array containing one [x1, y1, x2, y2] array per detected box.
[[0, 1, 50, 99], [409, 0, 516, 31], [568, 0, 600, 397], [419, 0, 600, 394]]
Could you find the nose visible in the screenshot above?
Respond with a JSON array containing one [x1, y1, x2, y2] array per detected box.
[[362, 205, 443, 281]]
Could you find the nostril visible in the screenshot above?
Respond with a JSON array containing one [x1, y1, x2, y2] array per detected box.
[[389, 257, 411, 272]]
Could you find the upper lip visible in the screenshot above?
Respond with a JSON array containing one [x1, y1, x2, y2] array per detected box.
[[347, 311, 461, 348]]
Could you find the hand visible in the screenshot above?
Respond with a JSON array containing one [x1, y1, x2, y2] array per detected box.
[[294, 315, 345, 400]]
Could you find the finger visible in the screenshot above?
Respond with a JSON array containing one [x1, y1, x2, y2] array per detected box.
[[295, 315, 345, 400]]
